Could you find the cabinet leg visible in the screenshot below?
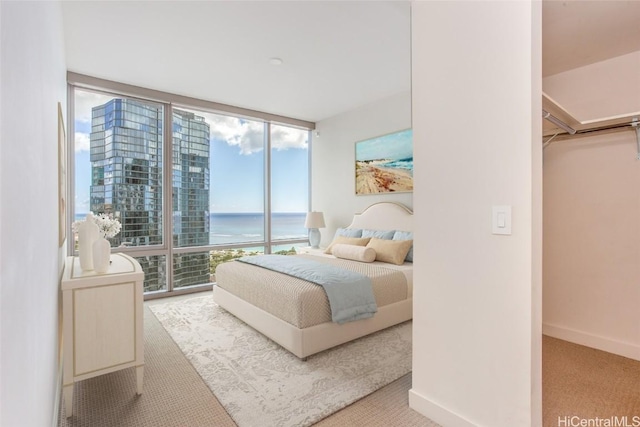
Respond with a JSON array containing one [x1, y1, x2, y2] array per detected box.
[[136, 365, 144, 395], [63, 384, 74, 418]]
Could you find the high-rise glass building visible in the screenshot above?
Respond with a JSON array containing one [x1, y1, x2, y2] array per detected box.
[[171, 109, 211, 287], [90, 99, 211, 291]]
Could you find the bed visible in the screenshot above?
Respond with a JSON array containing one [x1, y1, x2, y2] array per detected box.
[[213, 202, 413, 359]]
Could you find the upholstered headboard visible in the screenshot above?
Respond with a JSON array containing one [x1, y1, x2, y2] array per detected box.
[[346, 202, 413, 232]]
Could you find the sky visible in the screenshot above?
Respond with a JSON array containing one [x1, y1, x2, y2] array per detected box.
[[74, 90, 309, 214], [355, 128, 412, 161]]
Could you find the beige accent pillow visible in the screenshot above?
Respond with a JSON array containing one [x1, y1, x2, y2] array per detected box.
[[324, 236, 371, 254], [331, 244, 377, 263], [366, 237, 413, 265]]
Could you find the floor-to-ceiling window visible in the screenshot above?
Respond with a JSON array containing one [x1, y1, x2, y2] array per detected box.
[[270, 124, 309, 254], [172, 106, 268, 285], [73, 91, 168, 292], [70, 82, 312, 297]]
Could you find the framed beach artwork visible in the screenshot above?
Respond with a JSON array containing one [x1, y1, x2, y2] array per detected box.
[[355, 129, 413, 195], [58, 102, 67, 247]]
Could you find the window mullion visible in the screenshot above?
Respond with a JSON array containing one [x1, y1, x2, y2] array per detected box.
[[265, 122, 272, 253], [308, 130, 313, 214], [67, 83, 76, 258], [164, 103, 175, 292]]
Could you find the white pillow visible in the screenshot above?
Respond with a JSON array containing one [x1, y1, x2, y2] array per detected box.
[[331, 243, 377, 263], [324, 236, 371, 254]]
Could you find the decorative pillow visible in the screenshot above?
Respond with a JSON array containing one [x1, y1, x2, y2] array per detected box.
[[392, 230, 413, 262], [366, 237, 413, 265], [333, 227, 363, 238], [361, 229, 395, 240], [324, 236, 371, 254], [331, 244, 376, 263]]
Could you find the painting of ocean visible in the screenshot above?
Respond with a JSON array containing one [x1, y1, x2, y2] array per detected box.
[[355, 129, 413, 195]]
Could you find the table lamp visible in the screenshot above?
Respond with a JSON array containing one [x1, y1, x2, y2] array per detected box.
[[304, 211, 326, 249]]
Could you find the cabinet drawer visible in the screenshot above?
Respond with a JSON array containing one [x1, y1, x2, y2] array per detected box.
[[73, 282, 136, 376]]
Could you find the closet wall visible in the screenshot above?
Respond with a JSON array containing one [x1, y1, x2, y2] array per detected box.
[[543, 129, 640, 360], [542, 41, 640, 361]]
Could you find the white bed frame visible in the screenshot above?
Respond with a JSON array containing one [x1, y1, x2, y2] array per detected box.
[[213, 202, 414, 359]]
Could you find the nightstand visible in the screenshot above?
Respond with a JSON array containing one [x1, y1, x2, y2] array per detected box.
[[295, 246, 326, 255], [61, 253, 145, 417]]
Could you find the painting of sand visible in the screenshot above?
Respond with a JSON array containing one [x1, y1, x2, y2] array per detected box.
[[355, 129, 413, 195]]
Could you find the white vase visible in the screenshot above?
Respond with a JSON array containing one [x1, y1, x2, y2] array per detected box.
[[78, 213, 99, 271], [92, 237, 111, 273]]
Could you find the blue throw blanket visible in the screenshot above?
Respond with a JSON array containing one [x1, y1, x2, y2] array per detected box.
[[237, 255, 377, 324]]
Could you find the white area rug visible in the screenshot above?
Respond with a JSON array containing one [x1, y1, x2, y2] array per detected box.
[[149, 294, 412, 427]]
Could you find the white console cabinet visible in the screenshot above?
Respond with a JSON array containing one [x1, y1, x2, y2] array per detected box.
[[61, 253, 145, 417]]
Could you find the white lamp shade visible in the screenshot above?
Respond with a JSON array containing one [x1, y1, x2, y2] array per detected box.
[[304, 211, 325, 229]]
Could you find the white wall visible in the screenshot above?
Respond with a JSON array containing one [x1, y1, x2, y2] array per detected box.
[[543, 130, 640, 360], [0, 2, 67, 426], [409, 2, 542, 426], [312, 90, 412, 244]]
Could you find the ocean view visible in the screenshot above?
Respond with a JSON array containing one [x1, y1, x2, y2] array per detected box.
[[75, 212, 307, 245], [209, 212, 306, 244]]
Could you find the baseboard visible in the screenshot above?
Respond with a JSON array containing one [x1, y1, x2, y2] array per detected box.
[[53, 272, 64, 427], [543, 323, 640, 361], [408, 388, 478, 427], [51, 358, 63, 427]]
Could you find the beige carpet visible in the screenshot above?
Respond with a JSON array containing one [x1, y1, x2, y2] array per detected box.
[[59, 294, 436, 427], [543, 336, 640, 426], [58, 292, 640, 427], [148, 294, 413, 427], [59, 303, 236, 427]]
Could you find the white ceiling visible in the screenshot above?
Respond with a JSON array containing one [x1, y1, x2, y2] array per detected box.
[[62, 1, 411, 123], [542, 0, 640, 77], [62, 1, 640, 124]]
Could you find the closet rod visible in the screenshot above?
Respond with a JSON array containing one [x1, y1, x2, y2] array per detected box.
[[545, 118, 638, 139], [572, 119, 639, 137], [542, 118, 640, 158], [542, 109, 576, 134]]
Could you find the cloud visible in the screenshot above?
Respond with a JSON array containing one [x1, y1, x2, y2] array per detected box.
[[204, 113, 265, 155], [73, 92, 309, 155], [74, 90, 115, 124], [271, 125, 309, 151], [75, 132, 91, 152], [191, 110, 309, 155]]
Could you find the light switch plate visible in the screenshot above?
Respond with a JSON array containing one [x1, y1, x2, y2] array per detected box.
[[492, 205, 512, 235]]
